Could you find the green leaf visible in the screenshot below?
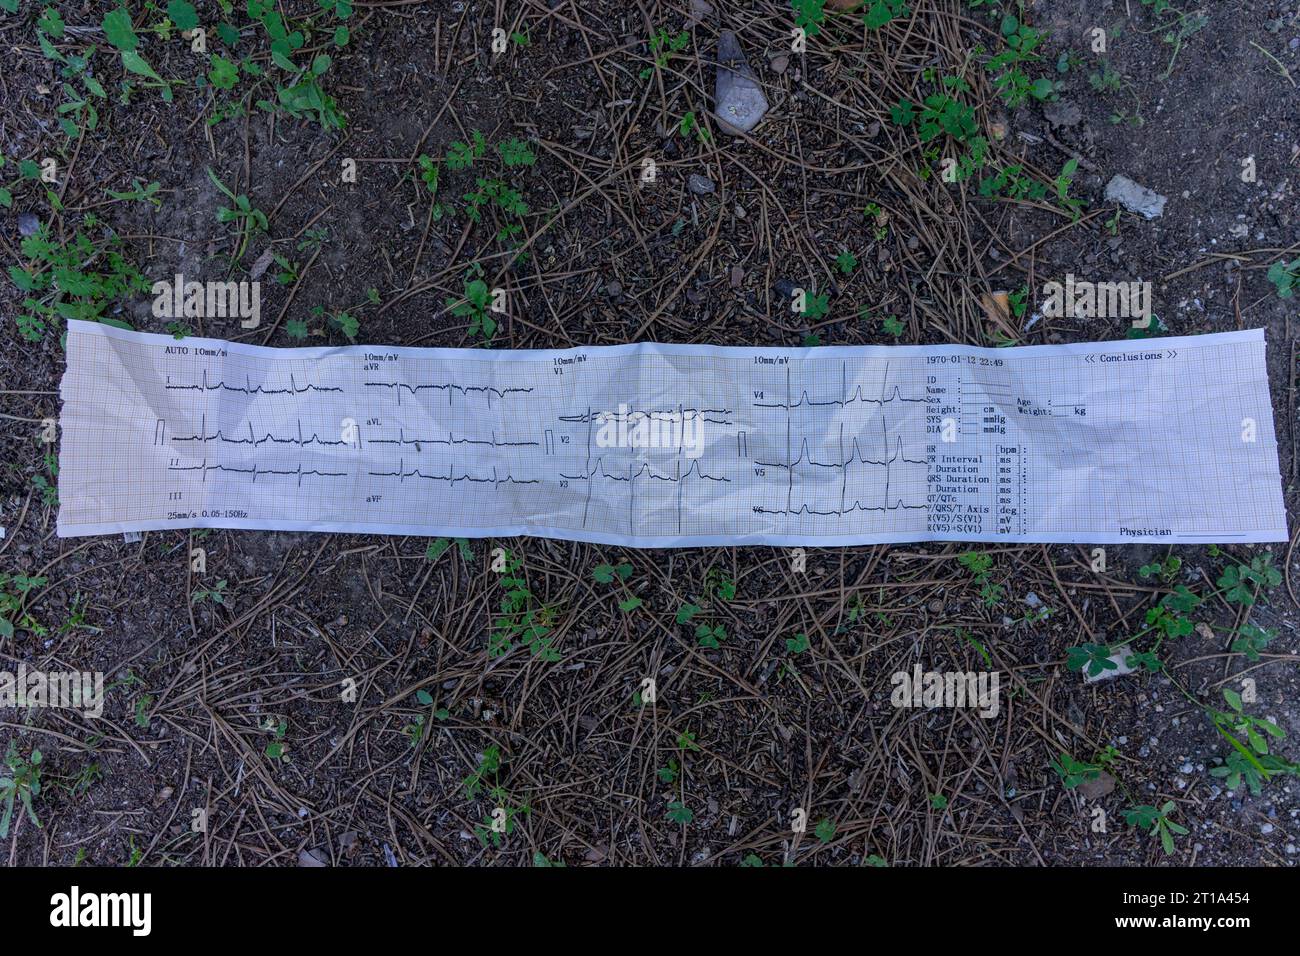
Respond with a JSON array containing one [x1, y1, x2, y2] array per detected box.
[[446, 138, 478, 171], [270, 40, 296, 71], [695, 623, 724, 648], [39, 7, 65, 38], [675, 602, 700, 625], [666, 801, 693, 824], [102, 7, 139, 52], [1258, 718, 1284, 739], [205, 166, 236, 200], [497, 138, 536, 167], [208, 54, 239, 90], [167, 1, 199, 31], [121, 50, 163, 82], [863, 0, 907, 30], [791, 0, 824, 37], [1066, 642, 1117, 677], [9, 266, 39, 291], [331, 311, 359, 339]]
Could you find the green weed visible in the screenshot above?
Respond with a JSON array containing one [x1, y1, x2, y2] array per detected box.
[[678, 110, 711, 144], [791, 0, 826, 36], [1267, 258, 1299, 299], [958, 550, 1003, 607], [426, 537, 473, 562], [490, 549, 561, 661], [862, 0, 909, 30], [641, 27, 689, 78], [263, 717, 288, 761], [206, 167, 268, 264], [446, 274, 496, 342], [1, 742, 43, 838], [192, 579, 228, 606], [593, 560, 643, 612], [106, 178, 162, 207], [1050, 747, 1118, 789], [1123, 801, 1187, 855], [288, 287, 377, 342], [10, 217, 150, 343]]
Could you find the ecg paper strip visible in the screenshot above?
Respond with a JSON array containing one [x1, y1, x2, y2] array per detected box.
[[57, 320, 1287, 547]]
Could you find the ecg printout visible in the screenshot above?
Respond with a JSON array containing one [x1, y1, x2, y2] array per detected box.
[[57, 321, 1286, 547]]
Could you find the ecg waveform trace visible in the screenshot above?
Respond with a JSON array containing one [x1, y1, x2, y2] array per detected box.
[[57, 322, 1288, 546]]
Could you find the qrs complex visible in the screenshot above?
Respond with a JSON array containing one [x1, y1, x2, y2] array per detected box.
[[752, 432, 929, 518], [363, 380, 534, 405], [366, 429, 539, 450], [753, 362, 927, 411], [753, 362, 930, 519], [165, 370, 342, 396], [753, 431, 927, 471], [367, 461, 542, 487], [171, 417, 352, 449], [168, 460, 349, 484]]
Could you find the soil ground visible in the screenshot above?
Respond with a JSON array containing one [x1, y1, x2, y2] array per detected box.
[[1, 0, 1298, 866]]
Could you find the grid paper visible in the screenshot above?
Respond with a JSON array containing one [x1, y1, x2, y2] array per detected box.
[[56, 321, 1288, 547]]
